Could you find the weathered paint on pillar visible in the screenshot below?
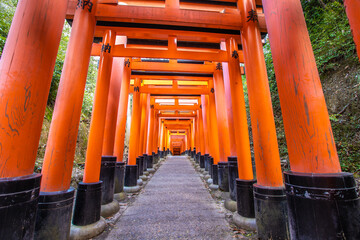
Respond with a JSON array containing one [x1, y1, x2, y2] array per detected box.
[[128, 78, 142, 165], [113, 58, 131, 162], [213, 64, 232, 162], [221, 42, 237, 156], [208, 79, 221, 164], [41, 0, 98, 191], [262, 0, 341, 173], [0, 0, 67, 178], [239, 0, 283, 187], [102, 36, 127, 156], [344, 0, 360, 61], [226, 38, 253, 180], [83, 30, 116, 183]]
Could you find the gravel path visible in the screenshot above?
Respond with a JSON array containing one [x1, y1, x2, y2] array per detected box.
[[103, 156, 233, 240]]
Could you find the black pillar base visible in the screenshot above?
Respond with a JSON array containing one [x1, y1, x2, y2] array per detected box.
[[124, 165, 138, 187], [212, 164, 219, 185], [228, 156, 238, 201], [100, 156, 116, 205], [72, 181, 102, 226], [35, 188, 75, 240], [195, 152, 200, 164], [253, 184, 289, 239], [147, 154, 154, 169], [218, 162, 229, 192], [200, 155, 205, 168], [142, 154, 148, 172], [284, 171, 360, 240], [114, 162, 126, 194], [0, 173, 41, 239], [136, 157, 144, 177], [236, 179, 256, 218], [204, 154, 210, 171], [209, 156, 214, 178]]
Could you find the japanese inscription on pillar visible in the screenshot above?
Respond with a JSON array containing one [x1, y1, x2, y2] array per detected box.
[[210, 88, 215, 93], [247, 9, 258, 22], [232, 50, 239, 59], [216, 63, 222, 70], [77, 0, 93, 12], [124, 59, 131, 67], [134, 86, 140, 92], [101, 43, 111, 53]]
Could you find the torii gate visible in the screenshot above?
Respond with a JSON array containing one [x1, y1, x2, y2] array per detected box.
[[0, 0, 358, 239]]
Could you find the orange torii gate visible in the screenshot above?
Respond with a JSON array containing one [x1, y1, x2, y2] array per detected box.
[[0, 0, 359, 239]]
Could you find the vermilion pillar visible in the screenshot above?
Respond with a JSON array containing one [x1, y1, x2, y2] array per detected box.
[[128, 78, 142, 165], [153, 114, 159, 152], [239, 0, 286, 237], [198, 105, 206, 154], [146, 98, 155, 154], [201, 96, 210, 154], [263, 0, 359, 238], [344, 0, 360, 60], [83, 30, 115, 183], [102, 37, 126, 156], [113, 58, 131, 162], [143, 94, 151, 154], [221, 42, 237, 156], [213, 65, 232, 162], [226, 38, 253, 180], [0, 0, 67, 237], [41, 0, 98, 192], [138, 93, 147, 156], [0, 0, 67, 178], [207, 80, 221, 164]]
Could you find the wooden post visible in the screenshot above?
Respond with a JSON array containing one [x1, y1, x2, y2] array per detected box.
[[207, 79, 221, 164], [113, 58, 131, 162], [213, 64, 232, 162], [83, 30, 115, 183], [239, 1, 282, 187], [102, 36, 127, 156], [128, 78, 142, 165], [138, 93, 147, 156], [262, 1, 359, 239], [344, 0, 360, 61], [0, 0, 67, 178], [41, 0, 98, 191], [146, 97, 155, 154], [225, 38, 253, 180], [201, 95, 210, 155], [221, 42, 237, 156]]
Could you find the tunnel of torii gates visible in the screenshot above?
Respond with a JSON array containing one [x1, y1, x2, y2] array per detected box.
[[0, 0, 359, 239]]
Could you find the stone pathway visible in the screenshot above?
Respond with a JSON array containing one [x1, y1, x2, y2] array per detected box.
[[102, 156, 233, 240]]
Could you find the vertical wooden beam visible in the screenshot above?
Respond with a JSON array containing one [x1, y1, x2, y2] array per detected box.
[[226, 38, 253, 180], [128, 78, 142, 165], [83, 30, 115, 183], [213, 64, 232, 162], [221, 42, 237, 156], [262, 0, 340, 174], [207, 79, 221, 164], [113, 58, 131, 162], [102, 36, 127, 156], [138, 93, 147, 156], [0, 0, 67, 178], [41, 0, 97, 191]]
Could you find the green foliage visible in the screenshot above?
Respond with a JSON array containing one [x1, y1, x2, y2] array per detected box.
[[0, 0, 17, 56], [301, 0, 357, 73]]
